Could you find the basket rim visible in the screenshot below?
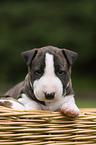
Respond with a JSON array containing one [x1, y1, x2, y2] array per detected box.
[[0, 106, 96, 114]]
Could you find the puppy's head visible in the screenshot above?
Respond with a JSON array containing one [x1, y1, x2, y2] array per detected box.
[[21, 46, 78, 102]]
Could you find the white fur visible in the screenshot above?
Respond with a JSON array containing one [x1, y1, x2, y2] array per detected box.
[[21, 94, 75, 111], [17, 94, 76, 111], [11, 100, 25, 110], [40, 94, 76, 111], [18, 94, 41, 110], [33, 53, 63, 102], [17, 93, 80, 117], [18, 94, 80, 116], [0, 99, 25, 110]]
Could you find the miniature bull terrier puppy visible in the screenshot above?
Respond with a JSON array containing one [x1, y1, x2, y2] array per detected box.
[[2, 46, 80, 117]]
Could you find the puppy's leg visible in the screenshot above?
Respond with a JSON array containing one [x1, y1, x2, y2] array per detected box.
[[0, 97, 25, 110], [61, 95, 80, 117], [18, 94, 41, 110]]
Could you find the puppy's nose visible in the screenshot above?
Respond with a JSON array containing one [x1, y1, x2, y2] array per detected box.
[[45, 92, 55, 99]]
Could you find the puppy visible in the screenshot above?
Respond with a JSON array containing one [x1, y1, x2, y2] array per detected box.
[[1, 46, 80, 117]]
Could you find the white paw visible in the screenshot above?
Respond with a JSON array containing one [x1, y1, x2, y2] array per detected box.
[[11, 100, 25, 110], [61, 103, 80, 117], [0, 98, 25, 110]]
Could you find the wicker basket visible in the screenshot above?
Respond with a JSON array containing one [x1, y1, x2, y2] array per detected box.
[[0, 106, 96, 145]]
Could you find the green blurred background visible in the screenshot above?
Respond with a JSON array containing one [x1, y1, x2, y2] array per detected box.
[[0, 0, 96, 108]]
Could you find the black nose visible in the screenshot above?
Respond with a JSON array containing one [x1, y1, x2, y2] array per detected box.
[[45, 92, 55, 100]]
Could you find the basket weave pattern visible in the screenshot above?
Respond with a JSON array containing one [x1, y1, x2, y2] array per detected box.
[[0, 107, 96, 145]]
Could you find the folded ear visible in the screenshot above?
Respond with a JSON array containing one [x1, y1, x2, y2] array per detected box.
[[62, 49, 78, 66], [21, 49, 38, 66]]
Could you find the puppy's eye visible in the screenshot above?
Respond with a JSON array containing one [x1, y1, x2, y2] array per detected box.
[[58, 70, 66, 75], [35, 70, 42, 76]]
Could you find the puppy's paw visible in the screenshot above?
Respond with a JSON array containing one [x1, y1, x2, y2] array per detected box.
[[61, 103, 80, 117], [0, 97, 25, 110]]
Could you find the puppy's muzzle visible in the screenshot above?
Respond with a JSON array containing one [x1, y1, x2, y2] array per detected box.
[[45, 92, 55, 100]]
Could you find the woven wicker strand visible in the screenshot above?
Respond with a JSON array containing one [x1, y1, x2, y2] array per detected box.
[[0, 106, 96, 145]]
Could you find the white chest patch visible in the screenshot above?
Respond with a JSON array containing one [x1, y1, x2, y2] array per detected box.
[[33, 53, 63, 102]]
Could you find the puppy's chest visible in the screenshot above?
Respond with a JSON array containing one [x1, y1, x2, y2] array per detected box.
[[40, 99, 65, 111]]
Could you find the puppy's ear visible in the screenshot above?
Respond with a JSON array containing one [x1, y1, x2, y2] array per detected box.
[[62, 49, 78, 66], [21, 49, 38, 66]]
